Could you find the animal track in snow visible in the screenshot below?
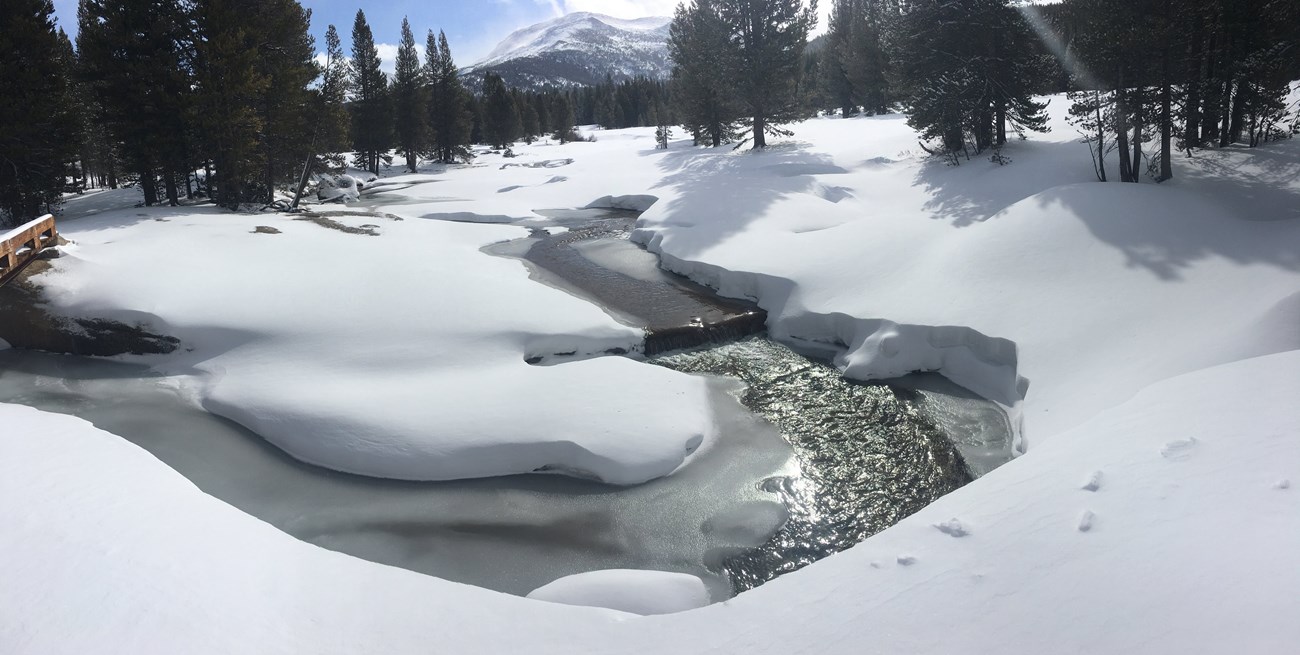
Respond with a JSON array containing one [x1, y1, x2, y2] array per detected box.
[[1077, 510, 1096, 533], [896, 555, 917, 566], [1081, 471, 1103, 492], [1275, 479, 1292, 490], [933, 519, 971, 538], [1160, 437, 1199, 461]]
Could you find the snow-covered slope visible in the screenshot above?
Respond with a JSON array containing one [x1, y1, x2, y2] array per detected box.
[[464, 12, 671, 89]]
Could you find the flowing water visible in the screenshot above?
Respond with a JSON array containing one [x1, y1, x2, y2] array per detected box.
[[0, 204, 1014, 600]]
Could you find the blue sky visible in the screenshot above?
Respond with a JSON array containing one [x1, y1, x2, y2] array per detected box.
[[51, 1, 830, 71]]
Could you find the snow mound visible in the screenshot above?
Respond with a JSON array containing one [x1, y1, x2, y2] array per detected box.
[[586, 195, 659, 212], [316, 174, 362, 203], [527, 569, 710, 615], [36, 206, 715, 485]]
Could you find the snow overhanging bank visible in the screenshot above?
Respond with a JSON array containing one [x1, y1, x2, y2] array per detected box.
[[632, 227, 1028, 451], [29, 204, 718, 487]]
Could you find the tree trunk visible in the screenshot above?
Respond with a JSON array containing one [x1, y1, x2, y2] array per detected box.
[[1131, 115, 1143, 183], [141, 165, 158, 206], [1116, 70, 1133, 183], [1228, 80, 1246, 145], [405, 149, 417, 173], [996, 99, 1008, 146], [164, 170, 179, 206], [1218, 79, 1234, 147], [753, 115, 766, 149]]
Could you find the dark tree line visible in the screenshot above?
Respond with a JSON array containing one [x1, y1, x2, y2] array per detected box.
[[1048, 0, 1300, 182], [806, 0, 1300, 172], [0, 0, 79, 225]]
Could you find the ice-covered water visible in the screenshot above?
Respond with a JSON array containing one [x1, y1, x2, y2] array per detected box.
[[0, 349, 793, 600]]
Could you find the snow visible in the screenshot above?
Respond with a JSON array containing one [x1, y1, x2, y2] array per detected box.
[[5, 92, 1300, 651], [3, 350, 1296, 653], [0, 215, 51, 243], [31, 189, 713, 485], [476, 12, 670, 67], [527, 569, 711, 615]]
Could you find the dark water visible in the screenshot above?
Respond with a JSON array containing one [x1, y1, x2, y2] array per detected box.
[[486, 212, 767, 355], [652, 338, 972, 592]]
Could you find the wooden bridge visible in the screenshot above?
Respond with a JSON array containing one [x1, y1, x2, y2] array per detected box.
[[0, 215, 58, 287]]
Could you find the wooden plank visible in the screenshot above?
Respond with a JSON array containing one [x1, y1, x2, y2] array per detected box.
[[0, 214, 57, 287]]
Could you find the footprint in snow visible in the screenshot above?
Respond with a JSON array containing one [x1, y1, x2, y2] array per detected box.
[[1081, 471, 1103, 492], [1077, 510, 1096, 533], [1160, 437, 1199, 461], [896, 555, 917, 566], [1275, 479, 1291, 490], [933, 519, 970, 538]]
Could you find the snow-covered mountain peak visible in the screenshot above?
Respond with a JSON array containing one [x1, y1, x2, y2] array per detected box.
[[465, 12, 672, 89], [478, 12, 671, 67]]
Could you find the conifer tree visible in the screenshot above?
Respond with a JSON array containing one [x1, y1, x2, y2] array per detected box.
[[78, 0, 192, 206], [425, 30, 475, 163], [0, 0, 79, 225], [255, 0, 318, 202], [191, 0, 266, 208], [292, 23, 353, 208], [895, 0, 1048, 161], [318, 24, 353, 163], [551, 94, 576, 143], [351, 10, 392, 174], [481, 72, 519, 149], [392, 18, 427, 172], [715, 0, 819, 148], [668, 0, 741, 146], [822, 0, 860, 117]]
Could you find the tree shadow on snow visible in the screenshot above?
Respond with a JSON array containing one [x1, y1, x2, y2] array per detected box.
[[1028, 183, 1300, 282], [1173, 140, 1300, 222], [912, 139, 1094, 228], [646, 141, 845, 259]]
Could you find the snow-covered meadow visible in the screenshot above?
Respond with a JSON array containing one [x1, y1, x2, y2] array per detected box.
[[3, 91, 1299, 652]]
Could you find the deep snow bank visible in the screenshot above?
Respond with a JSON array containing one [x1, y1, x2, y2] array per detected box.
[[527, 569, 710, 615], [5, 349, 1297, 653], [32, 202, 712, 485]]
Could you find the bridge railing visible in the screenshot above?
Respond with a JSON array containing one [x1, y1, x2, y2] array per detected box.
[[0, 214, 58, 286]]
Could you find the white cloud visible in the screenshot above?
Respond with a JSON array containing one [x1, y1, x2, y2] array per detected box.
[[557, 0, 827, 29], [557, 0, 679, 18]]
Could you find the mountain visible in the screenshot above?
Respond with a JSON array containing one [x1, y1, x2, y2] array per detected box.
[[462, 12, 672, 90]]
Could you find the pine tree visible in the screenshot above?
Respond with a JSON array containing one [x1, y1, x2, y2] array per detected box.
[[715, 0, 819, 148], [895, 0, 1049, 162], [318, 24, 353, 164], [668, 0, 741, 146], [425, 30, 474, 163], [192, 0, 266, 208], [78, 0, 192, 206], [481, 72, 519, 149], [351, 10, 392, 175], [551, 94, 576, 143], [843, 0, 894, 115], [392, 18, 427, 173], [823, 0, 860, 117], [255, 0, 318, 203], [0, 0, 79, 225]]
